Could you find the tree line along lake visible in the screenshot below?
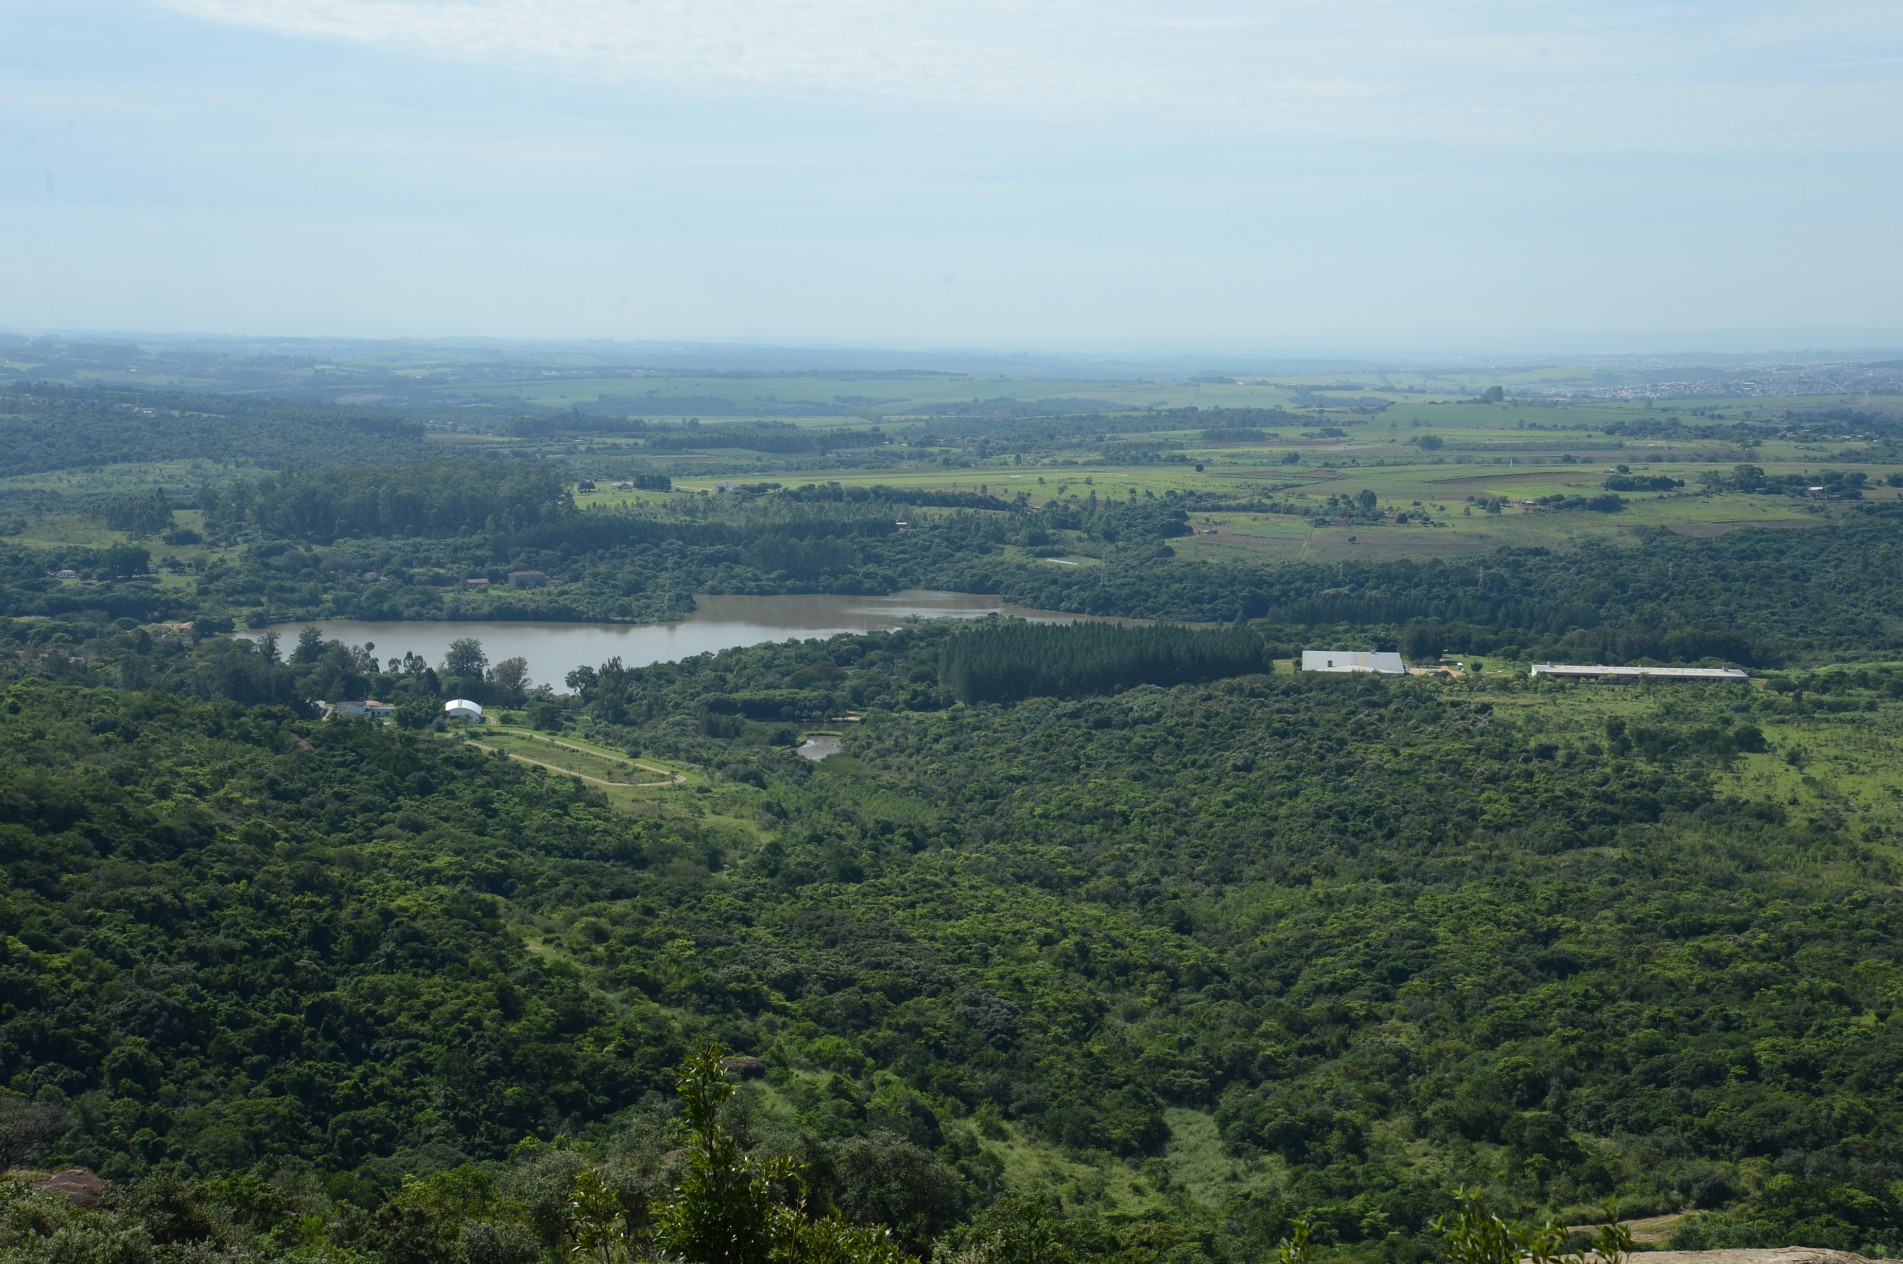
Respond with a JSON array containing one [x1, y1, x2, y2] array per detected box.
[[248, 589, 1123, 692]]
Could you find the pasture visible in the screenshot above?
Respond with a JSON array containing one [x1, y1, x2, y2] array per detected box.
[[4, 370, 1898, 579], [462, 725, 700, 808]]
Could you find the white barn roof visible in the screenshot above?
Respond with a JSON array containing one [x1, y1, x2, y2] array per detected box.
[[443, 698, 484, 715], [1302, 650, 1406, 675], [1530, 664, 1748, 681]]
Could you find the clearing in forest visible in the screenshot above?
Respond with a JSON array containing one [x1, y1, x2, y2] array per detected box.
[[463, 726, 691, 789]]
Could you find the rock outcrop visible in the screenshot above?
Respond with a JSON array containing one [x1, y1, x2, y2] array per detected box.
[[33, 1168, 110, 1210]]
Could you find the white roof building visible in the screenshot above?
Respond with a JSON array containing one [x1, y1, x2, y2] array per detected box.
[[443, 698, 484, 720], [327, 699, 395, 720], [1302, 650, 1406, 675], [1530, 664, 1748, 682]]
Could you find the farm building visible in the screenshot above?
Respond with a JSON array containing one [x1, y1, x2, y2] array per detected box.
[[1529, 664, 1749, 683], [328, 699, 395, 720], [507, 570, 550, 588], [443, 699, 484, 721], [1302, 650, 1406, 675]]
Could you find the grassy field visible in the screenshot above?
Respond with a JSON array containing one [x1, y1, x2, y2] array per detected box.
[[1470, 673, 1903, 845], [459, 725, 699, 807], [4, 379, 1898, 577], [564, 452, 1883, 565], [419, 371, 1217, 417]]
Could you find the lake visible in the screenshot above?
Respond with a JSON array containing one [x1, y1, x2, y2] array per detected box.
[[250, 590, 1102, 693]]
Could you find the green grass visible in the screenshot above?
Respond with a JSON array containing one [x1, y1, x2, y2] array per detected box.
[[416, 371, 1217, 418], [1158, 1108, 1280, 1205], [7, 377, 1897, 581], [1462, 673, 1903, 842], [458, 726, 701, 808], [545, 387, 1903, 562]]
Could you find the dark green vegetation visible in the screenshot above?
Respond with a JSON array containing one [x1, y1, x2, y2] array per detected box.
[[937, 622, 1269, 704], [8, 615, 1903, 1260], [0, 384, 430, 478], [1700, 465, 1871, 498], [203, 463, 574, 543], [6, 358, 1903, 1260]]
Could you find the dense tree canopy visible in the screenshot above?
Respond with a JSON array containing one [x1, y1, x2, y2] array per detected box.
[[6, 624, 1903, 1259], [0, 384, 429, 477], [6, 379, 1903, 1261]]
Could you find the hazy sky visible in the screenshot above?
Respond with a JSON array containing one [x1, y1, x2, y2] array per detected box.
[[3, 1, 1900, 352]]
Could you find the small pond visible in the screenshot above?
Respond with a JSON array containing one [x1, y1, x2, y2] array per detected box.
[[796, 735, 845, 762]]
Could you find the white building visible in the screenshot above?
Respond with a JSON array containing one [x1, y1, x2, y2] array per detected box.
[[329, 699, 395, 720], [443, 699, 485, 722], [1529, 664, 1748, 683], [1302, 650, 1406, 675]]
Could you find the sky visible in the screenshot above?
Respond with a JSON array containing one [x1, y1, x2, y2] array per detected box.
[[2, 0, 1900, 355]]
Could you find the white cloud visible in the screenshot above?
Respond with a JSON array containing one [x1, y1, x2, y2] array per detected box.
[[146, 0, 1903, 151]]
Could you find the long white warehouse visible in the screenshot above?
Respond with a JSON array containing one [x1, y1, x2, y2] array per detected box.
[[1529, 664, 1748, 682]]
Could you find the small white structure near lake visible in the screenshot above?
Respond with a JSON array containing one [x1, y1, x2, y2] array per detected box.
[[1530, 664, 1748, 683], [443, 699, 485, 722], [1302, 650, 1406, 675]]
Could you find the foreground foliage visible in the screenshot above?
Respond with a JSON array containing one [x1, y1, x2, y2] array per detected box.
[[5, 635, 1903, 1258]]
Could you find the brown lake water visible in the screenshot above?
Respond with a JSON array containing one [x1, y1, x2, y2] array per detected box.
[[252, 590, 1103, 693]]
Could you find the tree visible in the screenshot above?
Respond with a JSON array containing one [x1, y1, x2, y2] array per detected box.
[[0, 1094, 69, 1170], [99, 491, 174, 536], [646, 1046, 904, 1264], [815, 1134, 957, 1257], [291, 625, 325, 664], [396, 698, 440, 731], [1433, 1190, 1632, 1264], [1415, 434, 1444, 450], [490, 656, 531, 703], [570, 1167, 637, 1264], [1399, 621, 1445, 663], [100, 543, 151, 578], [927, 1195, 1086, 1264], [652, 1045, 797, 1262], [444, 637, 488, 680]]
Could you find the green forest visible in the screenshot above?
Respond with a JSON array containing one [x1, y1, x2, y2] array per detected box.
[[4, 376, 1903, 1261], [8, 613, 1903, 1261]]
